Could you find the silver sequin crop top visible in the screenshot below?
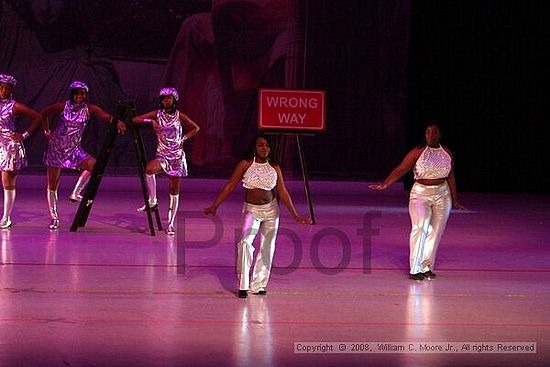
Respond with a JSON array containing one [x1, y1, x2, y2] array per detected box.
[[414, 146, 452, 180], [242, 158, 278, 190]]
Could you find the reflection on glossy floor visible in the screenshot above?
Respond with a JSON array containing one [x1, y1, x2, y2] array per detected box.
[[1, 176, 549, 366]]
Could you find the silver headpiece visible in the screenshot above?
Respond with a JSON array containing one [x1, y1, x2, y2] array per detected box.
[[159, 87, 179, 101], [0, 74, 17, 86], [69, 80, 89, 92]]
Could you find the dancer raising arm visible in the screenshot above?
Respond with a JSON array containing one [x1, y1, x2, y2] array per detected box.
[[132, 87, 200, 235]]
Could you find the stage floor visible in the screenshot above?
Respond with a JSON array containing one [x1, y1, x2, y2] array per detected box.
[[1, 176, 549, 366]]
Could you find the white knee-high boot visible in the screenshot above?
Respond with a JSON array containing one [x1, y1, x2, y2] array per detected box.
[[69, 170, 91, 202], [166, 193, 179, 235], [137, 174, 158, 212], [47, 189, 59, 229], [1, 189, 15, 228]]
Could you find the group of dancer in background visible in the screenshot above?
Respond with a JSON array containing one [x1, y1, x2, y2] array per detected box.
[[0, 73, 201, 235], [1, 72, 311, 297]]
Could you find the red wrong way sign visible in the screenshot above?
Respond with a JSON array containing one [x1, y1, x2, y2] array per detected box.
[[258, 88, 325, 131]]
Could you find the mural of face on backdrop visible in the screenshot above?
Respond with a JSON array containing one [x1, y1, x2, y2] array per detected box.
[[1, 0, 413, 182], [1, 0, 288, 171]]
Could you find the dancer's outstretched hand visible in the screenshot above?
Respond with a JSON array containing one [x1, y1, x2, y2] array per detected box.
[[203, 206, 217, 216], [453, 201, 467, 210], [369, 183, 388, 190], [295, 215, 312, 224]]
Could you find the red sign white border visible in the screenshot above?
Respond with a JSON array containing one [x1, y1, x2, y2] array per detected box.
[[258, 88, 326, 132]]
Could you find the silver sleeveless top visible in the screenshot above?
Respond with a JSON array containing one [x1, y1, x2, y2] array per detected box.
[[156, 109, 188, 177], [0, 99, 17, 134], [44, 101, 90, 169], [242, 157, 278, 190], [414, 146, 452, 180], [58, 101, 90, 135], [0, 98, 27, 170]]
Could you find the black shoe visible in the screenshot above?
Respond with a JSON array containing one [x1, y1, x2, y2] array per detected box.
[[238, 290, 248, 298], [252, 290, 267, 295], [422, 270, 436, 279], [409, 273, 425, 281]]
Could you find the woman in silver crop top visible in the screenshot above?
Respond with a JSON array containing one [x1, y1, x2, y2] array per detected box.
[[132, 87, 200, 235], [370, 121, 466, 280], [0, 74, 41, 229], [41, 81, 127, 230], [204, 134, 311, 298]]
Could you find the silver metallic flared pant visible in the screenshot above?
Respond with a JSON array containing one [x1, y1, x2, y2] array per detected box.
[[408, 182, 452, 274], [237, 200, 280, 292]]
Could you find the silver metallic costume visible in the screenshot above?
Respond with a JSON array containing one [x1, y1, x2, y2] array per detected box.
[[242, 157, 279, 191], [408, 146, 453, 274], [155, 109, 188, 177], [44, 81, 92, 230], [414, 146, 452, 180], [0, 99, 27, 171], [44, 100, 91, 169], [138, 88, 187, 235], [409, 182, 451, 274], [0, 74, 22, 228], [237, 159, 279, 292], [238, 200, 280, 292]]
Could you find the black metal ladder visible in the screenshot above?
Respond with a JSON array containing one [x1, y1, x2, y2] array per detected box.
[[70, 100, 162, 236]]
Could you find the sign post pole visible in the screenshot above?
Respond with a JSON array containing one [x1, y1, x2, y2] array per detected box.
[[258, 88, 325, 224], [295, 133, 315, 223]]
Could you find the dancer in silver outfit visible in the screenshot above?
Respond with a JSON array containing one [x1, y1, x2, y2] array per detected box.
[[41, 81, 126, 229], [132, 88, 200, 235], [370, 121, 466, 280], [0, 74, 41, 229], [204, 134, 311, 298]]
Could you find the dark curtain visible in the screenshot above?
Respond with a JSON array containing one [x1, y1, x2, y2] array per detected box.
[[302, 0, 411, 180], [407, 0, 549, 193]]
